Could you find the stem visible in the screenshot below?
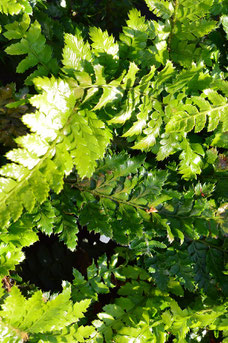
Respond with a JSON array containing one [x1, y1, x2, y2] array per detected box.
[[76, 184, 148, 212], [68, 180, 223, 241]]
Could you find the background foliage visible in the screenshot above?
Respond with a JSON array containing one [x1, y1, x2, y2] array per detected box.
[[0, 0, 227, 342]]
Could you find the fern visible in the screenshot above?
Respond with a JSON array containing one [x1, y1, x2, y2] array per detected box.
[[0, 77, 74, 229], [64, 153, 221, 247], [0, 243, 24, 279], [87, 262, 227, 342], [62, 32, 92, 73], [89, 27, 119, 59], [56, 10, 226, 179], [0, 0, 32, 16], [72, 253, 126, 302], [25, 190, 79, 250], [0, 76, 111, 230], [188, 240, 228, 296], [148, 244, 195, 292], [221, 15, 228, 38], [145, 0, 174, 19], [74, 153, 168, 244], [4, 15, 58, 84], [165, 90, 228, 133], [0, 0, 227, 341], [0, 284, 93, 342]]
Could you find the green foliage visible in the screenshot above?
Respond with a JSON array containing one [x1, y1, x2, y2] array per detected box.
[[0, 0, 227, 342], [67, 153, 220, 248], [4, 14, 58, 84], [165, 90, 228, 134], [0, 0, 32, 16], [77, 153, 168, 244], [72, 253, 125, 302], [0, 77, 74, 229], [0, 74, 111, 231], [0, 283, 93, 342], [87, 263, 227, 342], [0, 243, 24, 279], [221, 15, 228, 38]]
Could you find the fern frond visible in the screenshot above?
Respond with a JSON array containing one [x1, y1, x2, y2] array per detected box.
[[158, 186, 220, 244], [51, 186, 79, 250], [108, 88, 139, 125], [0, 214, 38, 248], [188, 240, 228, 296], [119, 7, 170, 68], [149, 245, 195, 292], [62, 32, 126, 109], [76, 154, 168, 244], [72, 253, 125, 302], [145, 0, 174, 19], [109, 62, 174, 149], [3, 13, 30, 39], [125, 8, 148, 32], [132, 107, 163, 151], [0, 77, 73, 228], [122, 95, 151, 137], [0, 243, 24, 278], [68, 109, 112, 176], [91, 268, 167, 343], [32, 200, 57, 236], [4, 16, 58, 84], [69, 153, 221, 244], [0, 0, 32, 15], [89, 27, 119, 58], [34, 324, 95, 342], [178, 139, 204, 179], [156, 133, 182, 160], [178, 18, 217, 40], [166, 90, 228, 133], [170, 0, 217, 66], [91, 271, 227, 342], [122, 62, 139, 89], [221, 15, 228, 39], [28, 185, 79, 250], [62, 33, 92, 73], [93, 81, 124, 110], [0, 1, 227, 341], [0, 211, 39, 277], [0, 284, 92, 342], [177, 0, 214, 21], [0, 76, 111, 229], [119, 9, 149, 63]]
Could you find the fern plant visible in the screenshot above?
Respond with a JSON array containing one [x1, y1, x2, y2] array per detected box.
[[0, 0, 227, 342], [0, 283, 93, 342]]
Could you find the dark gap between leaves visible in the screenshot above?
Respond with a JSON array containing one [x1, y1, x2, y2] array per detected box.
[[19, 229, 117, 293]]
